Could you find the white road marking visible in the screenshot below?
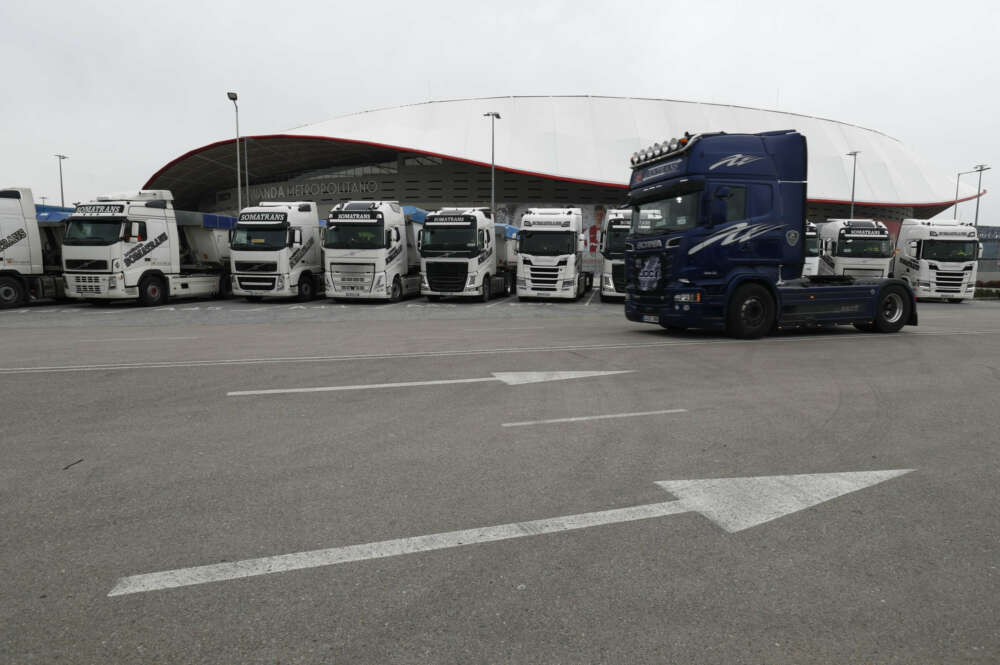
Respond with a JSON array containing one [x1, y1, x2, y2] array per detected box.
[[502, 408, 688, 427], [1, 330, 997, 375], [584, 289, 597, 306], [75, 336, 200, 343], [107, 469, 912, 596], [461, 326, 555, 332], [484, 299, 505, 308], [227, 370, 632, 397]]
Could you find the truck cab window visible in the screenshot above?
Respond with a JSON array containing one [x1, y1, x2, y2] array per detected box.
[[724, 186, 747, 222]]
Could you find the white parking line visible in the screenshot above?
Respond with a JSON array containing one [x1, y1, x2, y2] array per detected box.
[[584, 290, 597, 306], [502, 408, 688, 427], [76, 336, 200, 343]]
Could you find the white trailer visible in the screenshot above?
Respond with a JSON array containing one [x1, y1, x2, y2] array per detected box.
[[515, 208, 592, 300], [324, 201, 422, 301], [893, 218, 979, 302], [802, 220, 820, 276], [230, 201, 323, 301], [0, 187, 68, 308], [817, 219, 893, 278], [62, 190, 234, 306], [419, 208, 515, 302], [597, 209, 630, 301]]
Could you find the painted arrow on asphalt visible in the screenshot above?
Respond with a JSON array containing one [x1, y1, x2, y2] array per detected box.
[[226, 370, 633, 397], [108, 469, 912, 596]]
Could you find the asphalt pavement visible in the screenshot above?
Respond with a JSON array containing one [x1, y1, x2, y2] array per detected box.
[[2, 294, 999, 664]]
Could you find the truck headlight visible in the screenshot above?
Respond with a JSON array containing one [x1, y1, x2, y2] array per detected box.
[[467, 275, 477, 286], [108, 275, 117, 289], [375, 273, 385, 288], [516, 278, 525, 288], [421, 275, 429, 288], [674, 292, 701, 303], [603, 274, 613, 287], [562, 279, 575, 289], [276, 275, 285, 290], [918, 281, 930, 288], [324, 273, 333, 289]]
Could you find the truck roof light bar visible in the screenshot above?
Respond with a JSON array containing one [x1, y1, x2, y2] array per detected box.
[[631, 132, 702, 168]]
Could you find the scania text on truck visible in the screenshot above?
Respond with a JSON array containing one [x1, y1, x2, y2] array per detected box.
[[230, 201, 322, 301], [419, 208, 515, 302], [816, 219, 893, 277], [324, 201, 421, 301], [802, 221, 819, 276], [0, 187, 68, 308], [623, 130, 917, 338], [515, 208, 592, 300], [893, 218, 979, 302], [62, 190, 235, 306], [597, 209, 630, 301]]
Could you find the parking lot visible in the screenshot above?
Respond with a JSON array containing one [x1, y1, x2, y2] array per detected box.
[[3, 296, 1000, 664]]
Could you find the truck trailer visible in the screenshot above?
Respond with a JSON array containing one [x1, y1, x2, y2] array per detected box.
[[230, 201, 323, 301], [623, 130, 917, 337], [0, 187, 69, 308], [515, 208, 592, 300], [597, 209, 631, 301], [892, 218, 979, 302], [419, 208, 516, 302], [62, 190, 235, 306], [817, 219, 893, 278], [324, 201, 422, 301]]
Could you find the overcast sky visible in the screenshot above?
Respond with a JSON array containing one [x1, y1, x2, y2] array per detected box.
[[1, 0, 997, 221]]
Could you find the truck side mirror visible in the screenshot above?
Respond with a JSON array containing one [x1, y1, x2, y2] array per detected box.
[[598, 230, 605, 252], [908, 240, 918, 250], [294, 228, 303, 245], [228, 229, 234, 243], [709, 187, 732, 227], [578, 233, 586, 252]]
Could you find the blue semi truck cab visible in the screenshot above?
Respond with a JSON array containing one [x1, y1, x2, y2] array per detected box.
[[623, 130, 917, 337]]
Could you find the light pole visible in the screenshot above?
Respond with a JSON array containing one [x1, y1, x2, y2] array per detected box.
[[846, 151, 859, 218], [54, 154, 68, 206], [227, 91, 241, 212], [483, 112, 501, 220], [953, 168, 977, 218], [973, 164, 990, 226]]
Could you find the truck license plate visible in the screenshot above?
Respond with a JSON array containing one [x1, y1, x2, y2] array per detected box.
[[642, 314, 659, 324]]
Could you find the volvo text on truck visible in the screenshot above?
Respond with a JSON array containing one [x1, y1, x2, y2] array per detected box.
[[816, 219, 893, 278], [419, 208, 516, 302], [230, 201, 323, 301], [62, 190, 235, 306], [597, 208, 630, 301], [0, 187, 69, 308], [324, 201, 422, 301], [893, 218, 979, 302], [623, 130, 917, 337], [515, 208, 592, 300]]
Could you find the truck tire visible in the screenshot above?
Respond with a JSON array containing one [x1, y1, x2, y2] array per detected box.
[[871, 285, 911, 333], [480, 276, 491, 303], [502, 274, 513, 297], [390, 276, 402, 302], [296, 275, 314, 302], [585, 273, 593, 291], [218, 273, 232, 300], [138, 275, 167, 307], [726, 283, 774, 339], [0, 276, 25, 308]]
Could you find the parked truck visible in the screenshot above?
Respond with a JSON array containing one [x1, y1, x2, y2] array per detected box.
[[624, 130, 917, 337], [802, 220, 820, 276], [230, 201, 323, 301], [0, 187, 70, 308], [419, 208, 516, 302], [817, 218, 893, 278], [893, 218, 979, 302], [324, 201, 422, 301], [597, 209, 631, 301], [62, 190, 235, 306], [515, 208, 592, 300]]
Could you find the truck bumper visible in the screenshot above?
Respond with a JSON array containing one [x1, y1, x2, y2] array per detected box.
[[232, 274, 296, 298], [65, 273, 135, 300], [625, 294, 722, 329], [914, 285, 975, 300], [517, 287, 576, 299]]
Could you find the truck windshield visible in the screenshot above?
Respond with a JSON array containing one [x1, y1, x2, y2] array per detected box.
[[837, 238, 892, 258], [326, 222, 384, 250], [519, 230, 575, 256], [231, 227, 288, 251], [605, 228, 629, 257], [421, 227, 476, 253], [921, 240, 978, 262], [63, 219, 123, 246], [805, 236, 819, 257], [631, 193, 699, 235]]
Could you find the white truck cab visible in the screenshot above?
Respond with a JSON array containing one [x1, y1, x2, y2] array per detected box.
[[419, 208, 515, 302], [893, 218, 979, 302], [515, 208, 592, 300], [324, 201, 421, 301], [817, 219, 893, 278], [230, 201, 322, 301], [597, 209, 630, 301], [62, 190, 234, 306], [0, 187, 67, 308], [802, 220, 820, 276]]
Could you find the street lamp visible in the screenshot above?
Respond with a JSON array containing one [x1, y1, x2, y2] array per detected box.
[[227, 91, 241, 212], [973, 164, 990, 226], [54, 154, 68, 206], [953, 168, 977, 218], [483, 112, 501, 220], [846, 151, 860, 218]]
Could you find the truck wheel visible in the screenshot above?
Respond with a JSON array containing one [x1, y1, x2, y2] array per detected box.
[[480, 276, 491, 303], [296, 275, 314, 302], [138, 275, 167, 307], [217, 274, 232, 300], [245, 296, 264, 302], [389, 276, 402, 302], [585, 273, 593, 291], [502, 274, 513, 297], [726, 283, 774, 339], [0, 276, 25, 308], [871, 285, 911, 333]]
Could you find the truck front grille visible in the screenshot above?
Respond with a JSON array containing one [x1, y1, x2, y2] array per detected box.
[[73, 274, 105, 295], [528, 266, 560, 291], [934, 271, 965, 292], [330, 263, 375, 292], [425, 262, 468, 292], [65, 259, 108, 271], [611, 264, 626, 292], [237, 277, 276, 290], [235, 261, 277, 273]]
